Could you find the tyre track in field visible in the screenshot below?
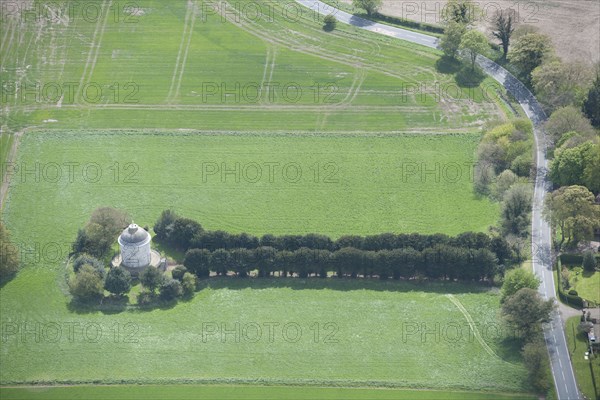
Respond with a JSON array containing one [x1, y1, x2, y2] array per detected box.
[[172, 0, 198, 102], [445, 294, 501, 360], [76, 0, 112, 104], [167, 0, 195, 102], [216, 1, 426, 90], [260, 47, 277, 105]]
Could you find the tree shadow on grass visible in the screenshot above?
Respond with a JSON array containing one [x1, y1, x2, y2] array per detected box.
[[0, 273, 17, 289], [581, 269, 596, 279], [67, 295, 129, 314], [495, 336, 525, 364], [435, 56, 462, 74], [194, 276, 493, 294], [455, 65, 486, 88]]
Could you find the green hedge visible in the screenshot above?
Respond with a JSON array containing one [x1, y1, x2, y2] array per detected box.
[[560, 253, 600, 266], [372, 12, 445, 34], [556, 258, 584, 308]]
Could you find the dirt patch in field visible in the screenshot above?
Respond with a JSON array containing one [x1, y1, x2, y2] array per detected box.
[[340, 0, 600, 63]]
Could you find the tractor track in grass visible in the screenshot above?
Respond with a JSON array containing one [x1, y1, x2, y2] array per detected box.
[[76, 0, 112, 104], [172, 0, 197, 102], [445, 294, 501, 360], [216, 1, 429, 89]]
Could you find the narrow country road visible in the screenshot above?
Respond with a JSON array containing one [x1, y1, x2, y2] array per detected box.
[[295, 1, 581, 398]]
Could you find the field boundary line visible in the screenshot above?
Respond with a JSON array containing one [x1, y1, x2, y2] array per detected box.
[[445, 294, 500, 359]]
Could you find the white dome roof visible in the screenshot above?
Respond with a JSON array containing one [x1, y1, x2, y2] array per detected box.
[[119, 224, 150, 244]]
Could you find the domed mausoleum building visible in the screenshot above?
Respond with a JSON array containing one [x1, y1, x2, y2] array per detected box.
[[113, 223, 164, 275]]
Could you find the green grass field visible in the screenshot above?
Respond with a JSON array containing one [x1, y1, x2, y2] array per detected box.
[[1, 0, 505, 133], [568, 267, 600, 304], [0, 385, 536, 400], [2, 129, 497, 238], [0, 277, 528, 392], [565, 317, 600, 400], [0, 0, 524, 397]]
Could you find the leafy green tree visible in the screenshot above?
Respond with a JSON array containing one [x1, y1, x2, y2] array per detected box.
[[501, 268, 539, 302], [104, 267, 132, 296], [532, 61, 593, 112], [440, 22, 466, 59], [460, 30, 489, 70], [445, 0, 476, 25], [171, 265, 188, 281], [159, 278, 182, 300], [153, 209, 178, 240], [583, 147, 600, 193], [583, 69, 600, 127], [140, 265, 164, 294], [509, 33, 551, 84], [89, 207, 130, 236], [550, 141, 598, 188], [72, 228, 92, 254], [522, 341, 551, 393], [72, 207, 130, 258], [168, 218, 203, 250], [181, 272, 196, 298], [183, 248, 210, 278], [323, 14, 336, 31], [209, 248, 231, 276], [72, 254, 105, 277], [255, 246, 277, 277], [491, 10, 515, 59], [493, 169, 519, 201], [544, 106, 595, 144], [502, 288, 555, 338], [0, 222, 20, 279], [333, 247, 363, 278], [544, 185, 600, 248], [68, 265, 104, 302], [583, 251, 597, 272], [352, 0, 382, 16], [501, 184, 532, 236]]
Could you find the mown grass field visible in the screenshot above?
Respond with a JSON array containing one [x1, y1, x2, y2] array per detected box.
[[565, 317, 600, 400], [0, 385, 536, 400], [3, 129, 498, 238], [1, 277, 528, 392], [568, 267, 600, 304]]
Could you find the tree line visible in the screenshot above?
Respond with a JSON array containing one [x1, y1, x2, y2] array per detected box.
[[183, 245, 499, 282], [154, 210, 516, 282]]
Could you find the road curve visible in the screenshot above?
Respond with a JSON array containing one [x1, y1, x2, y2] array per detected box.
[[295, 1, 580, 398]]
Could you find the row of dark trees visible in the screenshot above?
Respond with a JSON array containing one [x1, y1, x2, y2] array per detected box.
[[183, 244, 499, 282], [155, 210, 515, 266]]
